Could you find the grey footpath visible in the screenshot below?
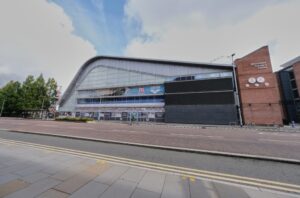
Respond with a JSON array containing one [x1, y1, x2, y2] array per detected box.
[[0, 141, 299, 198]]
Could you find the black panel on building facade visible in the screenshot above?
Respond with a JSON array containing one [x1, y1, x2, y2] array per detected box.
[[165, 92, 235, 105], [278, 71, 299, 123], [164, 78, 238, 125], [165, 78, 233, 93], [165, 105, 237, 124]]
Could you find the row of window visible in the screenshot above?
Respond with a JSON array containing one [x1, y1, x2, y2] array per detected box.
[[77, 96, 164, 105], [289, 71, 299, 100], [169, 72, 233, 82]]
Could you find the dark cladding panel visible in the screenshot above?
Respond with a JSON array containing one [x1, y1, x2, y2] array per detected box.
[[165, 92, 235, 105], [165, 105, 238, 125], [278, 71, 299, 122], [165, 78, 233, 93], [164, 77, 237, 124]]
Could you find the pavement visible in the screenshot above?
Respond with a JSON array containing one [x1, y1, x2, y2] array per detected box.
[[0, 138, 299, 198], [0, 118, 300, 161]]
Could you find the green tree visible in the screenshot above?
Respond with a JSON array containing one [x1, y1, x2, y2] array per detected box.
[[0, 81, 22, 116], [0, 74, 58, 117], [21, 75, 36, 110], [45, 77, 58, 108]]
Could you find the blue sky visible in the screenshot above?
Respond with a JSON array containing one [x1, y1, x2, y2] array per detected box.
[[51, 0, 130, 55]]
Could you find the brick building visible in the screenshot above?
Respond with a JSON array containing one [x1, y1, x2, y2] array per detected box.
[[235, 46, 283, 125]]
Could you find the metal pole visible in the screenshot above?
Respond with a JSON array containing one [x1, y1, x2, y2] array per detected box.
[[0, 99, 5, 117], [231, 54, 243, 126], [41, 98, 45, 119]]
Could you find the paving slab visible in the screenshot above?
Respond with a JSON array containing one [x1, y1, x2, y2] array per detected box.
[[5, 177, 61, 198], [37, 189, 69, 198], [51, 162, 90, 181], [189, 179, 212, 198], [0, 174, 19, 185], [22, 172, 50, 183], [0, 161, 32, 176], [69, 181, 108, 198], [120, 167, 146, 183], [14, 164, 45, 177], [94, 165, 128, 185], [213, 182, 250, 198], [0, 179, 29, 197], [161, 175, 190, 198], [137, 171, 166, 194], [99, 179, 137, 198], [54, 163, 108, 194], [131, 188, 161, 198], [260, 189, 300, 198]]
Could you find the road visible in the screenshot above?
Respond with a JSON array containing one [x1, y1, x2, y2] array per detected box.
[[0, 118, 300, 160], [0, 130, 299, 187]]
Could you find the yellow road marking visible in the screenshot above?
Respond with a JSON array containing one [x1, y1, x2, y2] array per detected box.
[[189, 176, 196, 182], [0, 138, 299, 194], [96, 159, 107, 164]]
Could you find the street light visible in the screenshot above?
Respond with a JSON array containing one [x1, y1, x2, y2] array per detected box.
[[0, 99, 5, 117], [231, 53, 243, 126], [40, 97, 45, 119]]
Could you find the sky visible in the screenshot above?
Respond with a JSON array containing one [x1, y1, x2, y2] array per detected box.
[[0, 0, 300, 90]]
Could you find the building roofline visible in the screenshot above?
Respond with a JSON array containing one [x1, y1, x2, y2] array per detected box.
[[235, 46, 269, 62], [59, 56, 233, 107], [277, 56, 300, 72], [83, 55, 233, 68]]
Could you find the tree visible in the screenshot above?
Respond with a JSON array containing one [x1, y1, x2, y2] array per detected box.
[[46, 77, 58, 108], [0, 74, 58, 117], [21, 75, 35, 110], [0, 81, 22, 116]]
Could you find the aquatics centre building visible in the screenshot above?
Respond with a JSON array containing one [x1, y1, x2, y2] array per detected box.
[[59, 56, 239, 124], [59, 46, 287, 125]]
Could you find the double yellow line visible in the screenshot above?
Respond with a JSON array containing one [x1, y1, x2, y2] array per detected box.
[[0, 138, 299, 194]]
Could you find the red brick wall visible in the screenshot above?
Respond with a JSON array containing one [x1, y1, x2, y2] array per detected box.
[[235, 46, 283, 125]]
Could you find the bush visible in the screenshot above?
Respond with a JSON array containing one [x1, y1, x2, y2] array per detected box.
[[55, 117, 94, 122]]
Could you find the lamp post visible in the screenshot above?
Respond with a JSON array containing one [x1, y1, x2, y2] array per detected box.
[[0, 99, 5, 117], [231, 53, 243, 126], [40, 97, 45, 119]]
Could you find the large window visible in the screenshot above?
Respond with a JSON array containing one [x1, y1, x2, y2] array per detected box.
[[77, 95, 164, 105], [78, 66, 168, 90]]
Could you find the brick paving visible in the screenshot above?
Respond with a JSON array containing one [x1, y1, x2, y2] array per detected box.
[[0, 139, 299, 198], [0, 118, 300, 160]]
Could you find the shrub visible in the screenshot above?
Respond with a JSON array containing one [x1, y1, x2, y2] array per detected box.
[[55, 117, 94, 122]]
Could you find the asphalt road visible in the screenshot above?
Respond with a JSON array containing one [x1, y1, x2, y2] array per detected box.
[[0, 130, 299, 186], [0, 118, 300, 160]]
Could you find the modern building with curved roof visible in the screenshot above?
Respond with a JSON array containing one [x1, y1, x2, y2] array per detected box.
[[59, 56, 239, 124]]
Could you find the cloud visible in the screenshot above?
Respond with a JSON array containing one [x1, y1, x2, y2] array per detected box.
[[124, 0, 300, 71], [0, 0, 96, 89]]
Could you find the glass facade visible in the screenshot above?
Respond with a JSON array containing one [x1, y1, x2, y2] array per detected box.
[[77, 96, 164, 105], [78, 66, 169, 90]]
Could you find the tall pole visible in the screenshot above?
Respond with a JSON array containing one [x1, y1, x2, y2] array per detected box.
[[231, 54, 243, 126], [41, 97, 45, 119], [0, 99, 5, 117]]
